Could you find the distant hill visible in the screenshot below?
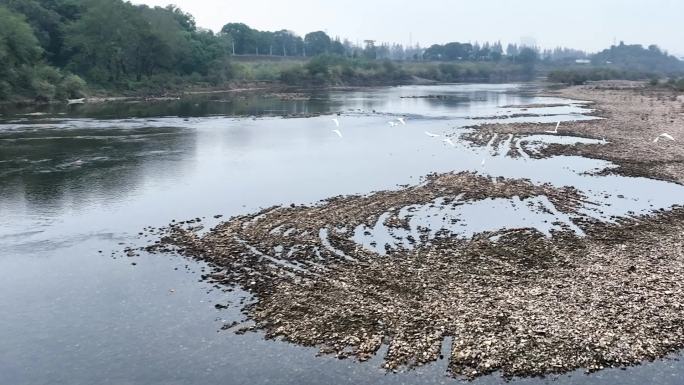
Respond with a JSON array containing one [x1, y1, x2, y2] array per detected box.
[[591, 42, 684, 74]]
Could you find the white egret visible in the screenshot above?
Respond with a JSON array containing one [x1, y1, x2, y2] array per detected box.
[[653, 133, 675, 143], [545, 121, 560, 134], [332, 129, 343, 138], [424, 131, 440, 138]]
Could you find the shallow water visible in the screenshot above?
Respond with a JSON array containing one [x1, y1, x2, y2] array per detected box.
[[2, 84, 684, 385]]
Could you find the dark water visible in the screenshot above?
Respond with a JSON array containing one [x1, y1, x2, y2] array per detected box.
[[2, 84, 684, 385]]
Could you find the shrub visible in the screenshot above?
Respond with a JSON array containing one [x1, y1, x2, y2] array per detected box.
[[57, 74, 87, 99]]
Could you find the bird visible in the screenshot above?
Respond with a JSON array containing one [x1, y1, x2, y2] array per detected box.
[[424, 131, 440, 138], [653, 133, 675, 143], [443, 137, 455, 147], [545, 121, 561, 134], [481, 158, 486, 167], [388, 121, 398, 127], [332, 118, 340, 127], [397, 117, 406, 125], [332, 129, 343, 138]]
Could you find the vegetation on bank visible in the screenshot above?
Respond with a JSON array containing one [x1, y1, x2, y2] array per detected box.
[[1, 0, 683, 103], [277, 56, 536, 86], [548, 67, 656, 85], [660, 77, 684, 92], [548, 43, 684, 86]]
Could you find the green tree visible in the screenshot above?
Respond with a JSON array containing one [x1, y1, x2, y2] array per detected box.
[[221, 23, 257, 54], [0, 5, 43, 98], [304, 31, 331, 56]]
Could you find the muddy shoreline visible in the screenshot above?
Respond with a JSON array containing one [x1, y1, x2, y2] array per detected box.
[[138, 81, 684, 380]]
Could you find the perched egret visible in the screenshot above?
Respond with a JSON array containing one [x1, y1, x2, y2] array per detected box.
[[424, 131, 440, 138], [653, 133, 675, 143], [332, 129, 343, 138]]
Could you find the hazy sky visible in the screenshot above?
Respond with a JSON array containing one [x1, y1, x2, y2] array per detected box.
[[132, 0, 684, 55]]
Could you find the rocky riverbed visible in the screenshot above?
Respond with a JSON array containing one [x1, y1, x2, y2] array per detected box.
[[139, 81, 684, 380]]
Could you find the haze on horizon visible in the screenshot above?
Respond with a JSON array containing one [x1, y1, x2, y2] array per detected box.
[[132, 0, 684, 55]]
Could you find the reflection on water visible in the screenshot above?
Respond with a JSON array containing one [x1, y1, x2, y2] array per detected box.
[[2, 84, 684, 385]]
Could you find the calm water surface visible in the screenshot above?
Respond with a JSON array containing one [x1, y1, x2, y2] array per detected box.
[[2, 84, 684, 385]]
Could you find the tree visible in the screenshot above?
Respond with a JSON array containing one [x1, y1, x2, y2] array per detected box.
[[516, 47, 539, 74], [423, 44, 444, 60], [0, 0, 83, 65], [221, 23, 257, 54], [592, 43, 684, 73], [273, 30, 302, 56], [0, 4, 85, 101], [304, 31, 331, 56], [0, 5, 43, 97]]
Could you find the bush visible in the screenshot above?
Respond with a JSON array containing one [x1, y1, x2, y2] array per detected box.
[[279, 67, 307, 84], [30, 78, 56, 101], [57, 74, 87, 99], [668, 78, 684, 92]]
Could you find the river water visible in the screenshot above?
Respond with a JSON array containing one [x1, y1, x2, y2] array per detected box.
[[2, 84, 684, 385]]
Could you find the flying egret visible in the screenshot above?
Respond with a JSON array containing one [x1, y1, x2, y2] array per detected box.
[[332, 129, 343, 138], [545, 121, 561, 134], [443, 137, 455, 147], [332, 118, 340, 127], [424, 131, 440, 138], [397, 117, 406, 125], [653, 133, 675, 143]]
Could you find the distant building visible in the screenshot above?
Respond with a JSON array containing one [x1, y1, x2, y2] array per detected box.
[[575, 59, 591, 64]]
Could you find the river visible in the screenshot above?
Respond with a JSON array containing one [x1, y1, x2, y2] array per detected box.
[[2, 84, 683, 385]]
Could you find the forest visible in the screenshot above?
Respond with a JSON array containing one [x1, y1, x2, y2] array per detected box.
[[1, 0, 683, 102]]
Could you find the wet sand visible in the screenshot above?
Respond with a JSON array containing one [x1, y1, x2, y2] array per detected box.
[[141, 82, 684, 380]]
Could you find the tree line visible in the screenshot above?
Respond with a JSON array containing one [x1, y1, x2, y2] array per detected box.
[[1, 0, 682, 102]]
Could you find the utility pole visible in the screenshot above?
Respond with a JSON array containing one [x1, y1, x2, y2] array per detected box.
[[232, 40, 235, 55]]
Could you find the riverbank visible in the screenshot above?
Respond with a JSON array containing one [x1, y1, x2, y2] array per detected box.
[[131, 82, 684, 380]]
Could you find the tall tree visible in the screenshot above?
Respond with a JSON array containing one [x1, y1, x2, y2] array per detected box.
[[304, 31, 331, 56]]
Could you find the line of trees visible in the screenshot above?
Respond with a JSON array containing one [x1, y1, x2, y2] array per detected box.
[[1, 0, 682, 102], [592, 42, 684, 74], [1, 0, 235, 101], [220, 23, 345, 57]]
